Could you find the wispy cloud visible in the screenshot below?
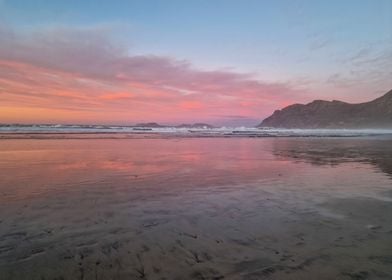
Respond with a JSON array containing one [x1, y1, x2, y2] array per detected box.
[[309, 37, 332, 51], [326, 43, 392, 97]]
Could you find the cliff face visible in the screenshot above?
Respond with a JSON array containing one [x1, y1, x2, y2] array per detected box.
[[259, 90, 392, 128]]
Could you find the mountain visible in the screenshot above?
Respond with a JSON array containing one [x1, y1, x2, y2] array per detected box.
[[258, 90, 392, 128]]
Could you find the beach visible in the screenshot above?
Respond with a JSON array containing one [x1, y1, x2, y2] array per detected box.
[[1, 137, 392, 279]]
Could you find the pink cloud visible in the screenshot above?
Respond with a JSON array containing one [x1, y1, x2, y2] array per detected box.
[[0, 25, 308, 125], [99, 92, 135, 101], [178, 101, 204, 110]]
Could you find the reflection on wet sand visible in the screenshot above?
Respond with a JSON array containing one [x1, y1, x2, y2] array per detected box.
[[0, 137, 391, 279], [272, 137, 392, 177]]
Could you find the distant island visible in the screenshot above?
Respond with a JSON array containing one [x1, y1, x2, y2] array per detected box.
[[258, 89, 392, 128], [134, 122, 165, 128]]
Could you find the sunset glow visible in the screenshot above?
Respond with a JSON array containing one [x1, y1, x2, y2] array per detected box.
[[0, 0, 391, 126], [1, 2, 392, 279]]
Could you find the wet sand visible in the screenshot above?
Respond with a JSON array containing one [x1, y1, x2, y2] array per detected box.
[[0, 137, 392, 279]]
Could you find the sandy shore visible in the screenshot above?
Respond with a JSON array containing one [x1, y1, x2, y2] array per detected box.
[[0, 138, 391, 279], [1, 187, 391, 279]]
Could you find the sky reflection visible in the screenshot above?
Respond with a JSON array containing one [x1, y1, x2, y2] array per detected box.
[[1, 138, 391, 203]]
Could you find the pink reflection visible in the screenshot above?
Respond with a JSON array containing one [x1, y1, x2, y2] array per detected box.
[[0, 138, 391, 202]]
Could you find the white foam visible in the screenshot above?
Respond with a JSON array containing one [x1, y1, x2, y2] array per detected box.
[[1, 124, 392, 137]]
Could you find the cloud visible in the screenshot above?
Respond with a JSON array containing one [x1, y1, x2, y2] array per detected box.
[[309, 37, 332, 51], [99, 92, 135, 101], [327, 45, 392, 93], [349, 47, 372, 62], [0, 24, 306, 124], [178, 101, 204, 110]]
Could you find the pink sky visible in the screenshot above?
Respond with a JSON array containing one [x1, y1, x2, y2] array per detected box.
[[0, 24, 391, 126]]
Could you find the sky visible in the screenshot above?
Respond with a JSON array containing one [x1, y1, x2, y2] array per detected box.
[[0, 0, 391, 126]]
